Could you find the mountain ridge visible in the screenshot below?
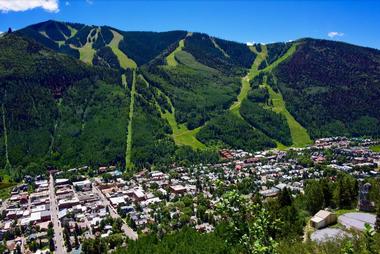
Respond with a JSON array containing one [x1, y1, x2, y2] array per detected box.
[[0, 20, 379, 174]]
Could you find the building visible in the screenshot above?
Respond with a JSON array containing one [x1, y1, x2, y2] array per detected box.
[[132, 189, 146, 201], [310, 210, 337, 229], [73, 180, 92, 191], [109, 196, 126, 207], [358, 182, 375, 212], [55, 178, 70, 186], [170, 185, 186, 195]]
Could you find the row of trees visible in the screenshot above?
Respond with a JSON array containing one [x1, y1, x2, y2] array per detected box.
[[303, 173, 358, 214]]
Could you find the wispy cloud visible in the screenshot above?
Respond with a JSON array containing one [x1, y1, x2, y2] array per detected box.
[[328, 31, 344, 39], [65, 1, 70, 6], [0, 0, 59, 13], [86, 0, 93, 5]]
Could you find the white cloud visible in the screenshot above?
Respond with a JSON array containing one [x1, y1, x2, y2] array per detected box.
[[86, 0, 93, 4], [328, 31, 344, 38], [0, 0, 59, 13], [65, 1, 70, 6], [246, 41, 255, 46]]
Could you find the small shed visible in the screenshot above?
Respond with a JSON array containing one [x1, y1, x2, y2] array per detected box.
[[310, 210, 337, 229]]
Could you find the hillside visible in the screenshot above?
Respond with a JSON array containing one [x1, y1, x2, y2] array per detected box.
[[0, 20, 379, 173], [0, 34, 130, 174], [274, 38, 380, 139]]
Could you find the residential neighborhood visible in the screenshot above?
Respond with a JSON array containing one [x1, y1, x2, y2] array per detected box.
[[0, 137, 379, 253]]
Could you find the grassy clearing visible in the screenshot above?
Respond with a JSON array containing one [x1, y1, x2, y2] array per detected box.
[[77, 44, 96, 64], [0, 172, 15, 200], [262, 43, 297, 72], [264, 84, 312, 147], [230, 45, 267, 116], [370, 144, 380, 152], [162, 109, 205, 149], [334, 209, 358, 217], [262, 43, 312, 148], [70, 28, 98, 64], [231, 42, 311, 149], [275, 141, 288, 151], [125, 71, 136, 170], [109, 30, 137, 69], [67, 25, 77, 38], [174, 51, 217, 72], [2, 103, 10, 168], [0, 184, 14, 200], [211, 38, 230, 58], [166, 39, 185, 66], [150, 84, 205, 149]]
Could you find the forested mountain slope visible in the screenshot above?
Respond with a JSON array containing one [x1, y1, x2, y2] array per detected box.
[[0, 34, 130, 175], [1, 20, 379, 173], [274, 38, 380, 138]]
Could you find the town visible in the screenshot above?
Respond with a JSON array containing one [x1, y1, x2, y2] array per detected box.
[[1, 137, 379, 253]]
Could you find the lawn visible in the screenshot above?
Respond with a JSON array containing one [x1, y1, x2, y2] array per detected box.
[[334, 209, 357, 217], [370, 144, 380, 152], [109, 30, 137, 69], [0, 172, 15, 200]]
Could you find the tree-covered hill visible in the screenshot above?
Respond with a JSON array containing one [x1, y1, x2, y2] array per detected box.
[[1, 20, 380, 173], [0, 34, 129, 175], [15, 20, 187, 68], [274, 38, 380, 138]]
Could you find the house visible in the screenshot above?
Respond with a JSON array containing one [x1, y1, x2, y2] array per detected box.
[[310, 210, 337, 229], [109, 196, 126, 207], [58, 197, 80, 209], [259, 188, 280, 198], [132, 189, 145, 201], [55, 178, 70, 186], [170, 185, 186, 195], [73, 179, 92, 191]]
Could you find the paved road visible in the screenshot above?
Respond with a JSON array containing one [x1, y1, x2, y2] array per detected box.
[[92, 185, 138, 240], [49, 174, 66, 254]]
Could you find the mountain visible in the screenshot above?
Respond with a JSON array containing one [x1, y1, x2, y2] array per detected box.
[[0, 20, 379, 173]]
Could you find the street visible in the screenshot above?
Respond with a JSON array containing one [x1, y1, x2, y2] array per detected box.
[[49, 174, 66, 254], [92, 185, 138, 240]]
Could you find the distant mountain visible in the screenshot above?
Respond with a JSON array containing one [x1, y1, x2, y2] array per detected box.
[[0, 20, 379, 172]]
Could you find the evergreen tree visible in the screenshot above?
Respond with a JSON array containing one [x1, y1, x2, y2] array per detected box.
[[278, 188, 292, 207], [49, 238, 55, 252], [375, 206, 380, 233], [304, 181, 324, 214], [334, 174, 357, 209]]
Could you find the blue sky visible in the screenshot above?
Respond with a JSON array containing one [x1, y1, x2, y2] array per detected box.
[[0, 0, 379, 49]]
